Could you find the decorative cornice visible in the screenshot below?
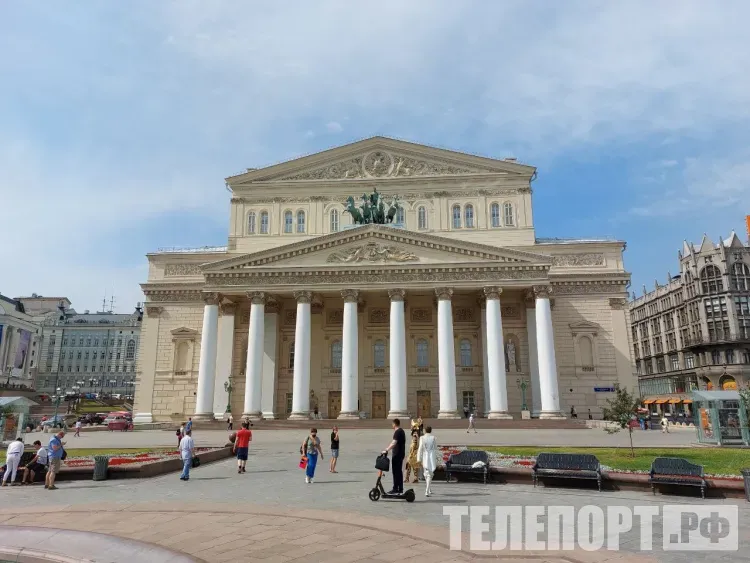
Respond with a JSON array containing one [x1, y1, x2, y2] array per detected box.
[[551, 280, 629, 295], [483, 286, 503, 301], [387, 289, 406, 302], [551, 253, 605, 267], [207, 266, 548, 287], [143, 290, 203, 303], [164, 263, 202, 277], [532, 285, 552, 299], [435, 287, 453, 301], [327, 243, 418, 264], [341, 289, 360, 303], [294, 290, 313, 304], [145, 306, 163, 318], [202, 292, 221, 306]]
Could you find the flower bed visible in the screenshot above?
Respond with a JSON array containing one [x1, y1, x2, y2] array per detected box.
[[63, 448, 214, 469]]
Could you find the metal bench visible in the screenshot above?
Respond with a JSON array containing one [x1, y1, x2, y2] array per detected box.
[[532, 452, 602, 491], [649, 457, 707, 498], [445, 450, 490, 484]]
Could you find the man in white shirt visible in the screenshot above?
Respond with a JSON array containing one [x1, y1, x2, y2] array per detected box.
[[2, 439, 25, 486], [179, 430, 195, 481], [75, 420, 82, 437], [21, 440, 48, 485]]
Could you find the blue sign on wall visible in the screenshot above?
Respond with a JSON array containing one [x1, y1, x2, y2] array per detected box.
[[594, 387, 615, 392]]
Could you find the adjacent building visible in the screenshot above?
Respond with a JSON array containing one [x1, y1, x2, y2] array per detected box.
[[629, 232, 750, 413], [19, 296, 143, 398], [0, 294, 42, 386], [134, 137, 635, 423]]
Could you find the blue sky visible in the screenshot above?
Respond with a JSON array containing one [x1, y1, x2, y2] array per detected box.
[[2, 1, 749, 312]]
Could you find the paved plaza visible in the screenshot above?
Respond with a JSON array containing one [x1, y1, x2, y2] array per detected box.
[[1, 427, 746, 562]]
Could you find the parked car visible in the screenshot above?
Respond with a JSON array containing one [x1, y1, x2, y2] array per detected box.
[[107, 416, 132, 431], [41, 415, 66, 428], [78, 414, 104, 425]]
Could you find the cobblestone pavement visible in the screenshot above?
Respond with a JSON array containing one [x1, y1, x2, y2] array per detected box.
[[24, 426, 697, 450], [2, 427, 744, 562]]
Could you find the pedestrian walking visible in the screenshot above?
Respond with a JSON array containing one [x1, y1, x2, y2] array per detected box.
[[177, 424, 185, 448], [233, 422, 252, 473], [382, 418, 406, 495], [660, 416, 670, 433], [405, 433, 420, 483], [227, 414, 233, 431], [185, 417, 193, 434], [329, 426, 339, 473], [463, 405, 469, 418], [74, 420, 82, 437], [301, 428, 323, 484], [179, 430, 195, 481], [570, 406, 578, 419], [46, 431, 66, 490], [467, 412, 477, 433], [417, 426, 438, 497], [2, 438, 24, 486], [21, 440, 48, 485]]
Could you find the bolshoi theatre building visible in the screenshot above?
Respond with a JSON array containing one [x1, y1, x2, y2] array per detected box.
[[133, 137, 636, 423]]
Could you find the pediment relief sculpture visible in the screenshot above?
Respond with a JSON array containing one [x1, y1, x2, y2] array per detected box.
[[326, 242, 419, 263], [278, 150, 485, 181]]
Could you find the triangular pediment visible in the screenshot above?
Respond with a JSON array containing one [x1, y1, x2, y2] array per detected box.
[[569, 321, 601, 334], [227, 137, 534, 184], [203, 225, 551, 272], [171, 327, 199, 338]]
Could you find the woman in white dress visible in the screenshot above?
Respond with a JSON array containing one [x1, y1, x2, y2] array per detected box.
[[416, 426, 438, 496]]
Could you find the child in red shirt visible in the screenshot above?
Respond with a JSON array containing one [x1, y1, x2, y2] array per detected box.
[[233, 422, 252, 473]]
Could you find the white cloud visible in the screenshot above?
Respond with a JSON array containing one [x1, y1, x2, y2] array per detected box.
[[325, 121, 343, 133]]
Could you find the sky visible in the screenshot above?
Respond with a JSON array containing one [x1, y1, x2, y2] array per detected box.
[[1, 1, 749, 312]]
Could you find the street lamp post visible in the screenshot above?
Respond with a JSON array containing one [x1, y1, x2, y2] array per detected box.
[[52, 387, 63, 424], [224, 379, 233, 413], [5, 366, 12, 386], [516, 378, 529, 412]]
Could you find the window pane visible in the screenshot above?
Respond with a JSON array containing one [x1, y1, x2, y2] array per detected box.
[[464, 205, 474, 228], [331, 341, 342, 368], [284, 211, 293, 233], [396, 207, 405, 225], [452, 206, 461, 228], [503, 203, 514, 226], [459, 339, 472, 366], [260, 212, 269, 234], [330, 209, 339, 232], [491, 203, 500, 227], [416, 339, 428, 367], [248, 212, 256, 234], [418, 206, 427, 229], [297, 211, 305, 233], [374, 340, 386, 367]]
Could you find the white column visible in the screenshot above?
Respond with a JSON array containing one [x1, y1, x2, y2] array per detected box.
[[261, 305, 279, 419], [133, 306, 162, 424], [194, 293, 220, 420], [525, 294, 542, 417], [535, 286, 565, 419], [436, 287, 459, 418], [213, 302, 236, 419], [484, 287, 512, 419], [339, 289, 360, 419], [479, 299, 490, 417], [289, 291, 312, 419], [388, 289, 408, 418], [243, 292, 265, 420]]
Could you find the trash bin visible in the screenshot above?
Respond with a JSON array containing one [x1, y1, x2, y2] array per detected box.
[[93, 455, 109, 481], [742, 469, 750, 502]]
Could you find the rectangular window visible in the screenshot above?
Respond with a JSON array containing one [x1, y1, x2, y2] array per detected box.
[[726, 349, 735, 364], [685, 354, 695, 369], [296, 211, 305, 233], [670, 355, 679, 371], [462, 391, 475, 410], [79, 338, 84, 346]]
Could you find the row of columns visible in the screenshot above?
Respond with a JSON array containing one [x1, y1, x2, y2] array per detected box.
[[193, 285, 563, 421]]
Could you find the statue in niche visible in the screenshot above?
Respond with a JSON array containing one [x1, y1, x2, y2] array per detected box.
[[506, 340, 517, 372]]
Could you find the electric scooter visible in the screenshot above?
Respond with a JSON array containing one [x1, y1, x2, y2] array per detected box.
[[368, 454, 415, 502]]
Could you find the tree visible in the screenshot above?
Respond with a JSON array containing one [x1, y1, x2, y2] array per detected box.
[[601, 384, 641, 457]]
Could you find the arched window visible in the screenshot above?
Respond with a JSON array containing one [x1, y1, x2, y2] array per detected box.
[[720, 374, 737, 390], [417, 206, 427, 230], [283, 210, 293, 233], [260, 211, 269, 234], [503, 203, 514, 226], [490, 203, 500, 227], [331, 340, 342, 369], [374, 340, 386, 367], [732, 262, 750, 290], [579, 337, 593, 367], [125, 340, 136, 361], [701, 376, 714, 390], [289, 341, 295, 369], [464, 205, 475, 228], [296, 210, 305, 233], [416, 339, 429, 367], [330, 209, 340, 232], [452, 205, 461, 229], [459, 339, 472, 367], [396, 207, 405, 225], [175, 342, 188, 372], [700, 265, 723, 294], [247, 212, 256, 234]]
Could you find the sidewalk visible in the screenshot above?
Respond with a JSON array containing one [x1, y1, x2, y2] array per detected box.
[[0, 503, 658, 563]]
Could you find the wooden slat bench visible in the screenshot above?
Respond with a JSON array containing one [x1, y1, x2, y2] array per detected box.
[[445, 450, 490, 484], [649, 457, 707, 498], [532, 452, 602, 491]]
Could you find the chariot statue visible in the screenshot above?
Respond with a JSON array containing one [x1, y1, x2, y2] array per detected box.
[[344, 188, 403, 225]]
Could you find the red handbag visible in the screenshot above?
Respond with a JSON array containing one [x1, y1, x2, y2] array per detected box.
[[299, 456, 308, 469]]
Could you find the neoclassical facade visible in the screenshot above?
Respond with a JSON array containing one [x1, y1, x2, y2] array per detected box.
[[133, 137, 635, 422]]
